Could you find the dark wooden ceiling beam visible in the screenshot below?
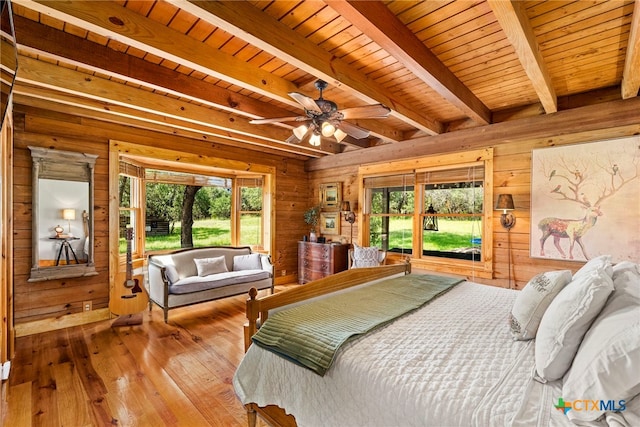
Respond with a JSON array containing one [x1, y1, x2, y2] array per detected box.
[[13, 91, 326, 159], [13, 0, 301, 107], [12, 15, 300, 122], [15, 56, 341, 154], [622, 0, 640, 99], [16, 56, 291, 142], [488, 0, 557, 113], [173, 0, 442, 137], [329, 0, 491, 125], [14, 98, 317, 160]]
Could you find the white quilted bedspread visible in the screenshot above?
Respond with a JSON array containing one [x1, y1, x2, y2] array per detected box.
[[234, 281, 545, 427]]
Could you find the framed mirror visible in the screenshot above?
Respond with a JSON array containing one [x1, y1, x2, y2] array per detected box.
[[28, 146, 98, 281]]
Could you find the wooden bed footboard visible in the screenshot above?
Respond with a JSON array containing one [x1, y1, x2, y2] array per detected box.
[[240, 263, 411, 427], [243, 263, 411, 352]]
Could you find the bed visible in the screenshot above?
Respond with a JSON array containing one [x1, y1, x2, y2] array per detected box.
[[233, 258, 640, 427]]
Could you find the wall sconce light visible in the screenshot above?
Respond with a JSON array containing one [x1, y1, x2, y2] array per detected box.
[[62, 208, 75, 234], [495, 194, 516, 229], [341, 201, 356, 244], [423, 204, 438, 231], [495, 194, 516, 289]]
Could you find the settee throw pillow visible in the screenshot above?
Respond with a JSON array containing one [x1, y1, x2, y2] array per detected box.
[[233, 253, 262, 271], [194, 256, 228, 277]]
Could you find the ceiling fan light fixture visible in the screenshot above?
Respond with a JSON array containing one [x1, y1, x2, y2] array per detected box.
[[255, 80, 389, 148], [293, 124, 308, 140], [333, 128, 347, 143], [321, 121, 336, 137], [309, 133, 322, 146]]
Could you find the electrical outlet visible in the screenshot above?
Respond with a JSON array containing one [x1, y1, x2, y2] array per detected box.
[[83, 301, 92, 312], [281, 269, 286, 276]]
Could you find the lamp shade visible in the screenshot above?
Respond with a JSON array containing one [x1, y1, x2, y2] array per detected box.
[[495, 194, 515, 212], [62, 209, 76, 220], [309, 133, 321, 146], [321, 121, 336, 137], [292, 124, 308, 140], [341, 201, 351, 212], [333, 128, 347, 143]]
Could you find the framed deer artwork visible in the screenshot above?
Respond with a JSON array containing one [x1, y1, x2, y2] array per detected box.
[[530, 135, 640, 263]]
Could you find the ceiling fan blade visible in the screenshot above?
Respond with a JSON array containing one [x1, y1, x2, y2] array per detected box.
[[340, 104, 391, 120], [289, 92, 321, 114], [337, 121, 371, 140], [250, 116, 305, 124]]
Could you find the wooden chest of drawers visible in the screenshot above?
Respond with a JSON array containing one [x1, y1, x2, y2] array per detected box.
[[297, 241, 348, 284]]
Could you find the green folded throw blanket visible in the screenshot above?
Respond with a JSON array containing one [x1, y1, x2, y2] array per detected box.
[[251, 273, 463, 376]]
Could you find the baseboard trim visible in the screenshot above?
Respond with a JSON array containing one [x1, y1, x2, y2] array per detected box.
[[15, 308, 111, 337]]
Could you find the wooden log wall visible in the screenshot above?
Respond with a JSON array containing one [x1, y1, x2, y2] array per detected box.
[[308, 102, 640, 290], [12, 105, 308, 329], [10, 96, 640, 330]]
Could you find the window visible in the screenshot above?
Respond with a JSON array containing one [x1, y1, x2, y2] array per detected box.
[[118, 161, 266, 255], [143, 170, 235, 250], [237, 178, 263, 247], [364, 174, 414, 254], [110, 141, 275, 283], [359, 149, 493, 277], [118, 162, 144, 256], [418, 165, 484, 261]]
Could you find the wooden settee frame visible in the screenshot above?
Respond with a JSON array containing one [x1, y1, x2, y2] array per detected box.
[[242, 263, 411, 427]]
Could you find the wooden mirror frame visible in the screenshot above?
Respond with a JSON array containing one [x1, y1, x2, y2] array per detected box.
[[28, 146, 98, 281]]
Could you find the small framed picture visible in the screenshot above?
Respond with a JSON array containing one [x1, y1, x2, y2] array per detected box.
[[320, 182, 341, 209], [320, 212, 340, 235]]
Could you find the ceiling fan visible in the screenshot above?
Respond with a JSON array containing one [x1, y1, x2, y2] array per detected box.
[[250, 79, 391, 146]]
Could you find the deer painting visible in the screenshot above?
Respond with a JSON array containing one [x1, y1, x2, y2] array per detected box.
[[538, 205, 602, 259], [534, 137, 639, 260]]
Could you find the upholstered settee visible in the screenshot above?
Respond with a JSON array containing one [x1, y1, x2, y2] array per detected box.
[[147, 246, 273, 322]]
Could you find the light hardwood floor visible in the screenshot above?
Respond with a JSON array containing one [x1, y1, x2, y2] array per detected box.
[[1, 287, 290, 426]]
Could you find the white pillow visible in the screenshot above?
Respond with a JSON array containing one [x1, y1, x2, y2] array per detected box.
[[563, 269, 640, 423], [573, 254, 613, 281], [163, 264, 180, 283], [194, 256, 228, 277], [509, 270, 572, 340], [352, 244, 380, 268], [535, 269, 614, 381], [233, 253, 262, 271], [612, 261, 640, 280]]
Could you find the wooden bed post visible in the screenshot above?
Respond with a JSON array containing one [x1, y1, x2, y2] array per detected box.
[[244, 287, 259, 352], [246, 404, 257, 427]]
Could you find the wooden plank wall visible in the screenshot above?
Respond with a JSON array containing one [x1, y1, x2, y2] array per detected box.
[[308, 124, 640, 290], [12, 106, 308, 327], [10, 98, 640, 329]]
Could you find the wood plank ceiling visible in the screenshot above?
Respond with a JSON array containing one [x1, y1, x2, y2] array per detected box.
[[9, 0, 640, 159]]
